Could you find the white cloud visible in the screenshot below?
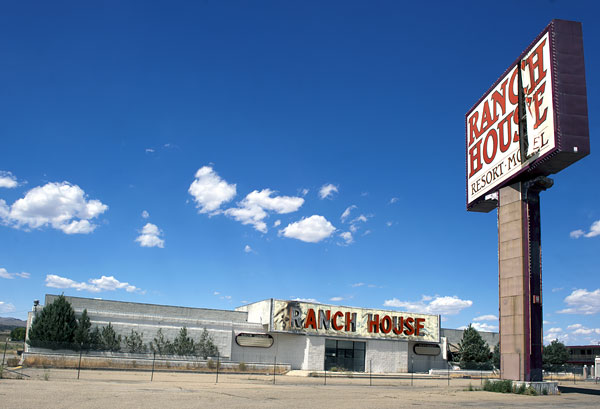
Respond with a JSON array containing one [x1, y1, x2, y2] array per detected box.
[[45, 274, 142, 293], [188, 166, 236, 214], [273, 220, 281, 227], [244, 245, 252, 253], [145, 148, 155, 153], [339, 231, 353, 245], [570, 229, 585, 239], [0, 268, 30, 279], [570, 220, 600, 239], [386, 221, 393, 227], [135, 223, 165, 248], [471, 322, 498, 332], [551, 287, 563, 293], [0, 182, 108, 234], [141, 210, 150, 219], [544, 327, 568, 344], [384, 295, 473, 315], [558, 288, 600, 315], [389, 197, 399, 204], [319, 184, 338, 200], [473, 314, 498, 322], [0, 301, 16, 313], [300, 188, 309, 197], [0, 171, 18, 188], [225, 189, 304, 233], [213, 291, 220, 295], [292, 297, 319, 303], [330, 297, 344, 302], [567, 324, 600, 336], [351, 282, 365, 287], [341, 205, 357, 222], [280, 215, 336, 243]]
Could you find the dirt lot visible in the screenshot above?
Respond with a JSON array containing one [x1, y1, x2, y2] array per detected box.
[[1, 368, 599, 409]]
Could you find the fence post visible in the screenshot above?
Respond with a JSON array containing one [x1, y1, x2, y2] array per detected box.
[[411, 358, 414, 387], [216, 352, 220, 384], [447, 363, 450, 386], [480, 369, 482, 385], [273, 356, 276, 385], [573, 372, 576, 385], [77, 345, 83, 380], [324, 365, 327, 386], [151, 352, 156, 382], [0, 339, 7, 379]]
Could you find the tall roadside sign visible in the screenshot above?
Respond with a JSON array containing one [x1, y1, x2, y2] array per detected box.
[[466, 20, 590, 381]]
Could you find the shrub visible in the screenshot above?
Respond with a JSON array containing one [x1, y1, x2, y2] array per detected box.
[[124, 329, 147, 353], [483, 379, 513, 393], [238, 362, 247, 372]]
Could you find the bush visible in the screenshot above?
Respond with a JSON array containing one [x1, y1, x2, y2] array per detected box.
[[150, 328, 173, 355], [173, 327, 196, 356], [198, 328, 218, 359], [100, 323, 121, 352], [483, 379, 513, 393], [124, 329, 147, 353], [238, 362, 247, 372], [207, 359, 220, 370], [10, 327, 26, 342]]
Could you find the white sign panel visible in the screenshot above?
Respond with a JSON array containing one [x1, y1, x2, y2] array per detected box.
[[271, 300, 440, 343], [467, 32, 555, 206]]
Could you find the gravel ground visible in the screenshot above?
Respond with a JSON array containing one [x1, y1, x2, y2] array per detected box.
[[1, 368, 599, 409]]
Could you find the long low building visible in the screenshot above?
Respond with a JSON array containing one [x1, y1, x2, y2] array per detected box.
[[26, 294, 498, 373]]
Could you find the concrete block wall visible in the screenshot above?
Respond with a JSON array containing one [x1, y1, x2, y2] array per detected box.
[[365, 339, 408, 373], [302, 336, 325, 371]]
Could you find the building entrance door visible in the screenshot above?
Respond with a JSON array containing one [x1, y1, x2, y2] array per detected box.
[[324, 339, 366, 372]]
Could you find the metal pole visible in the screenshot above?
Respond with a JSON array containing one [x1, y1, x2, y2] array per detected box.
[[216, 352, 220, 384], [447, 363, 450, 386], [480, 369, 483, 385], [324, 365, 326, 386], [369, 359, 372, 386], [151, 352, 156, 382], [411, 358, 414, 387], [273, 356, 276, 385], [0, 339, 7, 379], [77, 346, 83, 380]]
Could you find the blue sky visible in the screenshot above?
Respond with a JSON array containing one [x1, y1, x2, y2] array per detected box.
[[1, 1, 598, 345]]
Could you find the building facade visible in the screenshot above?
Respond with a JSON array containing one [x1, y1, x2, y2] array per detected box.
[[26, 294, 497, 373]]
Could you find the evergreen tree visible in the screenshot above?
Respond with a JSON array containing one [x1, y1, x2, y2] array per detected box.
[[543, 339, 569, 372], [100, 323, 122, 352], [198, 328, 219, 359], [124, 329, 147, 353], [172, 327, 196, 356], [458, 324, 492, 370], [492, 342, 500, 370], [27, 295, 78, 349], [89, 327, 102, 350], [74, 309, 91, 347], [150, 328, 173, 355]]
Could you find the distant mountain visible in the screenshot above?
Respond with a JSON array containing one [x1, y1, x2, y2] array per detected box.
[[0, 317, 27, 330]]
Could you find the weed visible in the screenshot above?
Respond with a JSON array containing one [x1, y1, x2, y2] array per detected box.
[[43, 370, 50, 381]]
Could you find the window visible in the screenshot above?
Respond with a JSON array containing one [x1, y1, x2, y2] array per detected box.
[[324, 339, 366, 372]]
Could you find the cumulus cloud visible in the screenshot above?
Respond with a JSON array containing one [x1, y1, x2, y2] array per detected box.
[[244, 245, 253, 253], [0, 301, 16, 313], [273, 220, 281, 227], [544, 327, 568, 344], [0, 267, 30, 279], [384, 295, 473, 315], [45, 274, 142, 293], [280, 215, 336, 243], [473, 314, 498, 322], [341, 205, 356, 222], [330, 297, 344, 302], [471, 322, 498, 332], [0, 182, 108, 234], [339, 231, 353, 245], [300, 188, 309, 197], [141, 210, 150, 219], [145, 148, 155, 153], [319, 184, 338, 199], [135, 223, 165, 248], [558, 288, 600, 315], [351, 282, 365, 287], [225, 189, 304, 233], [188, 166, 236, 214], [570, 220, 600, 239], [389, 197, 399, 204], [0, 171, 18, 188]]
